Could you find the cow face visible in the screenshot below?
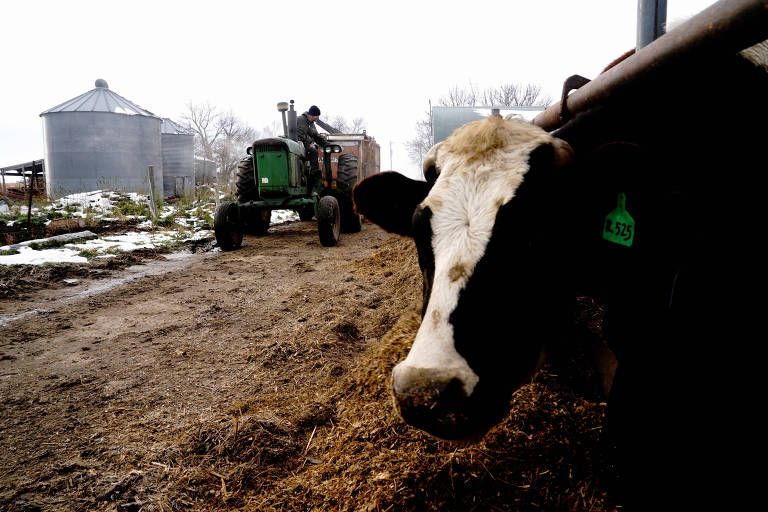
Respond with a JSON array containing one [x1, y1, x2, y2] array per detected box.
[[354, 116, 574, 440]]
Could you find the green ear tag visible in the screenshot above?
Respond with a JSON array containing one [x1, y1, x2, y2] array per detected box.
[[602, 193, 635, 247]]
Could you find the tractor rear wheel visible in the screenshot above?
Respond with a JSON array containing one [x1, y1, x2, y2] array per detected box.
[[236, 156, 257, 202], [317, 195, 341, 247], [214, 201, 243, 250], [336, 153, 362, 233]]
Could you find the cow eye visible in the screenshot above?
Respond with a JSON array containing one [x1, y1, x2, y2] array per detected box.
[[424, 165, 439, 185], [411, 206, 434, 269]]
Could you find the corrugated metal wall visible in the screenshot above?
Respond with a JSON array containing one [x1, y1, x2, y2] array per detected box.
[[42, 111, 163, 199], [161, 133, 194, 197]]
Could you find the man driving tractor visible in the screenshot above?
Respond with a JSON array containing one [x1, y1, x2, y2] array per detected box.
[[297, 105, 326, 178]]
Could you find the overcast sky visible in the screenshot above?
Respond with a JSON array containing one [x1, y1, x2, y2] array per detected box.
[[1, 0, 715, 180]]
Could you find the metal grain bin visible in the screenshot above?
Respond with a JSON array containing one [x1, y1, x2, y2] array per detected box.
[[161, 118, 194, 198], [40, 79, 163, 199]]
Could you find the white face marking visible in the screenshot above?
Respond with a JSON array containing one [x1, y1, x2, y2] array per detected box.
[[398, 118, 554, 396]]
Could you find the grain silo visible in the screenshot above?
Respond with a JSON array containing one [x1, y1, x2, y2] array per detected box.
[[40, 79, 163, 199], [161, 118, 194, 198]]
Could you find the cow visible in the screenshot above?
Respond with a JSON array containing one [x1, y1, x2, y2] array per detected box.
[[354, 117, 576, 441], [354, 35, 767, 507]]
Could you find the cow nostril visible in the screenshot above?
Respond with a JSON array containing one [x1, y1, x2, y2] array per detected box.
[[392, 365, 471, 416], [391, 364, 500, 440], [438, 377, 465, 408]]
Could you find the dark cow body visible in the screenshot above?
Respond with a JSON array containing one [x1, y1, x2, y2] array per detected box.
[[551, 41, 768, 505], [354, 38, 767, 508]]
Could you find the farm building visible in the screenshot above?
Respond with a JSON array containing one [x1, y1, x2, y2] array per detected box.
[[431, 105, 546, 144], [39, 79, 193, 200]]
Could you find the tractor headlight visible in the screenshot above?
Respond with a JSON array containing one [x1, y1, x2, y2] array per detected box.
[[324, 144, 342, 153]]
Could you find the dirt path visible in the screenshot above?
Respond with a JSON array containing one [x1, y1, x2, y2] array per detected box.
[[1, 220, 612, 512], [0, 221, 412, 511]]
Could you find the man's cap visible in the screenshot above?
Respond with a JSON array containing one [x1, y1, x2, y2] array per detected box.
[[308, 105, 321, 116]]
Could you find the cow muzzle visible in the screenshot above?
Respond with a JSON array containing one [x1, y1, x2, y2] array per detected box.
[[392, 362, 502, 440]]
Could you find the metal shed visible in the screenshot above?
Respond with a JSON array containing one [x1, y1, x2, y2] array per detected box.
[[40, 79, 164, 199], [431, 106, 546, 145]]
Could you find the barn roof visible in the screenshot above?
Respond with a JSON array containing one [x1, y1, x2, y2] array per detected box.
[[40, 79, 158, 118], [161, 118, 191, 135]]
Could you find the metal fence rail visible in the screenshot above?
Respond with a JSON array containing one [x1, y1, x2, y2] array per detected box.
[[533, 0, 768, 132]]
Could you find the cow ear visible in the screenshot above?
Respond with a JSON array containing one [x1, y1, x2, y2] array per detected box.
[[552, 138, 574, 167], [528, 138, 574, 171], [353, 171, 432, 237]]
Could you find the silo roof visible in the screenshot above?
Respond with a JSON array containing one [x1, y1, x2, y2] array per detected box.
[[161, 118, 192, 135], [40, 79, 158, 118]]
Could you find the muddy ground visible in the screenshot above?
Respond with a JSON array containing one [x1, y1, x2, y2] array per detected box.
[[0, 220, 615, 511]]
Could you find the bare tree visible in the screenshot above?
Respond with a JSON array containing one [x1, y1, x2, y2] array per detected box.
[[349, 117, 366, 133], [404, 109, 433, 170], [181, 102, 224, 159], [405, 82, 552, 168], [261, 120, 283, 138], [440, 83, 480, 107], [183, 103, 258, 190], [213, 111, 254, 189], [326, 114, 367, 134], [328, 115, 349, 133], [182, 102, 224, 184]]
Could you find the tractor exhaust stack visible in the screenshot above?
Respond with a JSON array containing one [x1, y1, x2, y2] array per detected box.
[[287, 100, 298, 142], [277, 101, 289, 138]]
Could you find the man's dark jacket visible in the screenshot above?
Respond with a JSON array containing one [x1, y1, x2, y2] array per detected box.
[[297, 113, 325, 147]]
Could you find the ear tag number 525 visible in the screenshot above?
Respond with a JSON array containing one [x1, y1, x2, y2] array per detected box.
[[602, 193, 635, 247]]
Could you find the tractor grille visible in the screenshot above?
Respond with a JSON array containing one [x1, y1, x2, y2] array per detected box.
[[253, 144, 285, 153]]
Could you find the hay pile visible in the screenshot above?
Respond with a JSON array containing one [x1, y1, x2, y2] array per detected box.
[[158, 237, 614, 511], [257, 312, 611, 511]]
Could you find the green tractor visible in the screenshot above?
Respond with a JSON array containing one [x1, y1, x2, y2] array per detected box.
[[214, 100, 352, 249]]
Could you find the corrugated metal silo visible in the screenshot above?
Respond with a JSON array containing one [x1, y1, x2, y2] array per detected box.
[[40, 79, 164, 199], [161, 118, 194, 198]]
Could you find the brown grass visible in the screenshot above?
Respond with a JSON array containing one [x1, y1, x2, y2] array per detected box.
[[151, 237, 616, 511]]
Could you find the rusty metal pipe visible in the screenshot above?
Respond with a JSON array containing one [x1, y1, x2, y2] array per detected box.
[[533, 0, 768, 132]]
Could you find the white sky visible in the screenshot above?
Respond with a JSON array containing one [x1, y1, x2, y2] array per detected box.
[[1, 0, 716, 181]]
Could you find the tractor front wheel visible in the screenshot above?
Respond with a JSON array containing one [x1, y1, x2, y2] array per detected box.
[[214, 202, 243, 250], [317, 196, 341, 247]]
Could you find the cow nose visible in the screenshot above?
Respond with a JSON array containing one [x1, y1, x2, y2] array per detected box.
[[391, 363, 473, 437]]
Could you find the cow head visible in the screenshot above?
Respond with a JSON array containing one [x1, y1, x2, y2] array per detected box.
[[354, 116, 574, 440]]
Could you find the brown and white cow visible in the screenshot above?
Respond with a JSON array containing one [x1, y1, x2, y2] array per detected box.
[[354, 35, 768, 506], [354, 116, 575, 440]]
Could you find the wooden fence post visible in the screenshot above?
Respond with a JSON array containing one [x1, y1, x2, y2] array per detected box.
[[147, 165, 159, 223], [27, 164, 35, 238]]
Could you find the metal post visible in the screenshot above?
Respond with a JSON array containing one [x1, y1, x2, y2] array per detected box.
[[1, 168, 6, 196], [637, 0, 668, 50], [27, 164, 35, 237], [147, 165, 159, 222], [213, 164, 220, 208]]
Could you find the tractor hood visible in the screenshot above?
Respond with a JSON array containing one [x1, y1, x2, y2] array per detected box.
[[249, 137, 306, 157]]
